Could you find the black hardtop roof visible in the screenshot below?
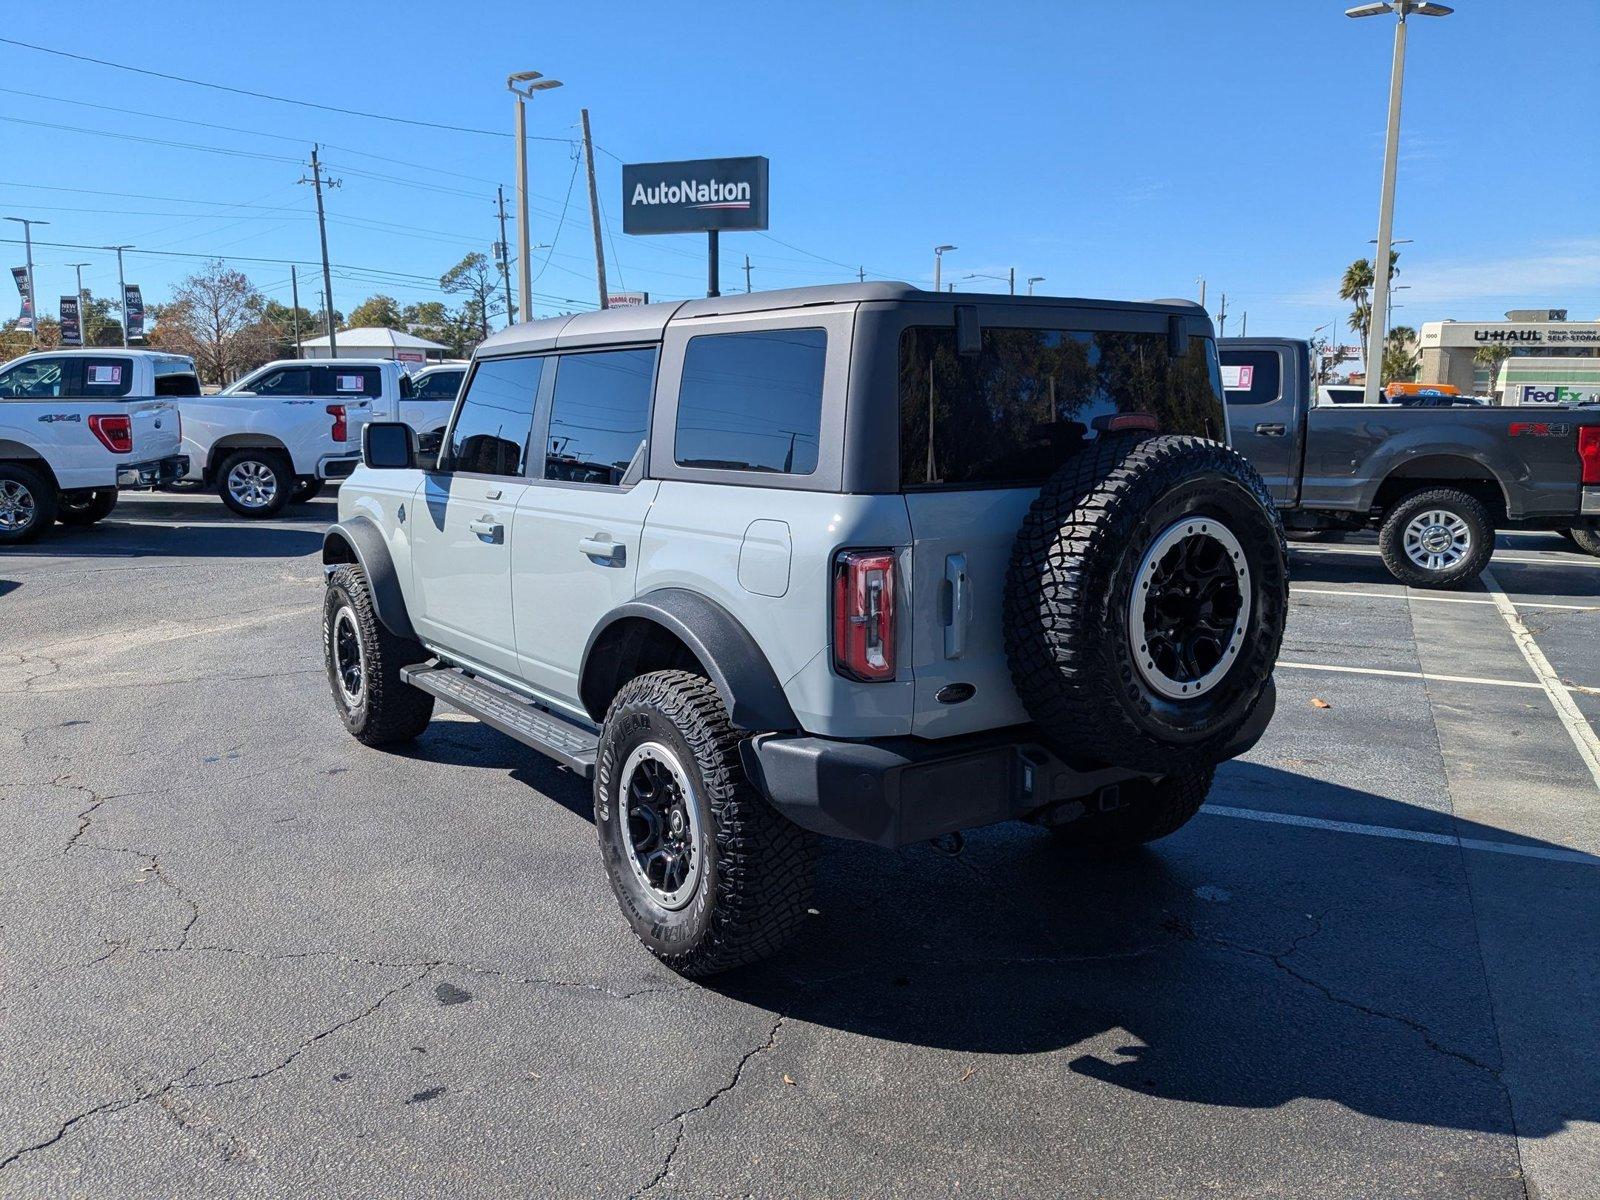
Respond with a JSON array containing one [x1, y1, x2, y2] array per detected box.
[[1218, 336, 1312, 350], [475, 283, 1210, 357]]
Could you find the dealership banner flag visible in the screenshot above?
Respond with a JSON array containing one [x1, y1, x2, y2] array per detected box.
[[59, 295, 82, 346], [11, 267, 34, 332], [123, 284, 145, 339]]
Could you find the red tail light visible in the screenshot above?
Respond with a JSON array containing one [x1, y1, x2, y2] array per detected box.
[[1580, 426, 1600, 486], [327, 404, 348, 443], [832, 550, 896, 682], [88, 413, 133, 454]]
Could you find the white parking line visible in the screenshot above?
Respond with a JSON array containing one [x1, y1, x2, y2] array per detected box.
[[1277, 660, 1545, 690], [1482, 569, 1600, 793], [1291, 586, 1600, 613], [1290, 544, 1600, 568], [1202, 804, 1600, 867]]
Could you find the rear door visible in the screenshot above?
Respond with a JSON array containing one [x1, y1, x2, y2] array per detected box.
[[409, 355, 543, 678], [1220, 345, 1302, 506]]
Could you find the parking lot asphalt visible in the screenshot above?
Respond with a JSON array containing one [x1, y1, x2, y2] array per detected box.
[[3, 493, 1598, 1199]]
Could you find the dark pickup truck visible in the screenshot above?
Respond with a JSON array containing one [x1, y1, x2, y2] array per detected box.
[[1221, 337, 1600, 587]]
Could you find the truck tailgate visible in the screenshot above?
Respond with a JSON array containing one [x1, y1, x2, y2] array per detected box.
[[125, 399, 182, 461]]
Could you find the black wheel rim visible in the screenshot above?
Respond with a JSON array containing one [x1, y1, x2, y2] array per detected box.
[[1129, 517, 1250, 700], [621, 742, 701, 909], [332, 607, 364, 707]]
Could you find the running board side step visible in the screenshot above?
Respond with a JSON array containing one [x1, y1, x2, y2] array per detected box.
[[401, 663, 600, 777]]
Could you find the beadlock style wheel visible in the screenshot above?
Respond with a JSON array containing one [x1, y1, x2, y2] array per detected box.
[[1402, 509, 1471, 572], [1127, 516, 1251, 701], [619, 740, 704, 911], [330, 605, 366, 710]]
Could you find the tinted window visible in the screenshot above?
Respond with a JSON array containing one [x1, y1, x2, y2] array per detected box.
[[674, 328, 825, 474], [1322, 387, 1365, 405], [325, 367, 382, 398], [447, 356, 544, 476], [0, 357, 70, 399], [414, 369, 464, 401], [545, 348, 656, 485], [1218, 350, 1283, 406], [248, 367, 315, 396], [80, 357, 134, 398], [900, 326, 1226, 488]]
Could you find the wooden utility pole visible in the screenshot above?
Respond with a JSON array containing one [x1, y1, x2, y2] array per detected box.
[[290, 265, 303, 357], [743, 255, 753, 293], [580, 109, 608, 309], [496, 185, 515, 325], [301, 146, 341, 354]]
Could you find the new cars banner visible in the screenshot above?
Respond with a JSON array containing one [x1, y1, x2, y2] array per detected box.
[[59, 295, 82, 346], [11, 267, 34, 332], [123, 284, 145, 339]]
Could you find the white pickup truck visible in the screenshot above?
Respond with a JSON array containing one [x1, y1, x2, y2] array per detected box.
[[179, 358, 456, 516], [0, 348, 191, 544]]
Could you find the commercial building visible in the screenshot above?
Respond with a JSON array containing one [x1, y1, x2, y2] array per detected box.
[[300, 326, 450, 365], [1419, 309, 1600, 396]]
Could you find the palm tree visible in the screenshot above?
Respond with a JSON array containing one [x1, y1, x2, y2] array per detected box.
[[1475, 343, 1513, 399], [1339, 250, 1400, 359]]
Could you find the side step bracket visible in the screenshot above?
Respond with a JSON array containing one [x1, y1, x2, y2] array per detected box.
[[402, 663, 600, 778]]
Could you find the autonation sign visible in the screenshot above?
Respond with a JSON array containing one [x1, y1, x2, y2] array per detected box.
[[622, 156, 769, 235]]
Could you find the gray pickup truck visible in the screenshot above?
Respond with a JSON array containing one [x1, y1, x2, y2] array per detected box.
[[1222, 338, 1600, 587]]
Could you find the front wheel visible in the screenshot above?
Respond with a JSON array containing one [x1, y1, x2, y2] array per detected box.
[[217, 449, 293, 518], [323, 564, 434, 746], [1377, 488, 1493, 589], [57, 489, 119, 527], [0, 462, 57, 545], [1050, 766, 1215, 852], [595, 670, 815, 977], [1569, 528, 1600, 558]]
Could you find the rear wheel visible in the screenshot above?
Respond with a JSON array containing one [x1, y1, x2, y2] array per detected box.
[[322, 564, 434, 745], [1050, 766, 1215, 852], [57, 489, 119, 527], [1569, 528, 1600, 558], [1377, 488, 1493, 588], [595, 670, 815, 977], [0, 462, 57, 545], [217, 449, 292, 518]]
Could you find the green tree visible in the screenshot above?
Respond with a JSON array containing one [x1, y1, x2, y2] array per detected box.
[[1381, 325, 1419, 386], [440, 252, 503, 344], [1474, 342, 1513, 398], [345, 294, 405, 330], [260, 299, 315, 356], [79, 292, 125, 346]]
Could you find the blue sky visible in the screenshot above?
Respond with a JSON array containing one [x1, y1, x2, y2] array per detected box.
[[3, 0, 1596, 345]]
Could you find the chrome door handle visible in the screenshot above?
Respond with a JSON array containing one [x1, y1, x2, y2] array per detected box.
[[1254, 423, 1287, 437], [468, 517, 503, 542], [578, 534, 625, 564]]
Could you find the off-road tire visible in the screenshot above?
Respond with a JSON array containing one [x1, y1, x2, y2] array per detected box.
[[1569, 527, 1600, 558], [0, 461, 58, 545], [322, 564, 434, 746], [1004, 434, 1287, 773], [56, 489, 119, 527], [595, 670, 815, 977], [1050, 765, 1215, 852], [291, 478, 325, 504], [1376, 487, 1494, 589], [217, 449, 293, 518]]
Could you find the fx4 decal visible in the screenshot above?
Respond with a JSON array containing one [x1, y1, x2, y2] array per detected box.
[[1508, 422, 1571, 438]]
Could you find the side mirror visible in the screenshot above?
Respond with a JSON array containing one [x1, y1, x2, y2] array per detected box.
[[362, 421, 416, 470]]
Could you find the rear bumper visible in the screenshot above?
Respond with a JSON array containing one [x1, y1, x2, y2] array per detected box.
[[1582, 486, 1600, 518], [744, 679, 1276, 847], [117, 454, 189, 488], [318, 454, 360, 481]]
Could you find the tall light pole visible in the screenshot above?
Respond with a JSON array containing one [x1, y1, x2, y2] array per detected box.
[[1347, 0, 1452, 404], [4, 216, 47, 347], [963, 272, 1015, 295], [104, 244, 134, 346], [932, 244, 955, 293], [1027, 275, 1045, 296], [508, 70, 563, 324]]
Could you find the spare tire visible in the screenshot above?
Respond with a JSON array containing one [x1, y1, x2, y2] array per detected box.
[[1004, 434, 1287, 773]]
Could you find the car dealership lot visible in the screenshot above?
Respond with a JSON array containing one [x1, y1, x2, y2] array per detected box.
[[2, 495, 1597, 1199]]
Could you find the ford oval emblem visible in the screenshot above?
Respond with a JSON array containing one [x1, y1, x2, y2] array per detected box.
[[935, 683, 975, 705]]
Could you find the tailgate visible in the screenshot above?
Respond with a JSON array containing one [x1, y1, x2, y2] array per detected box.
[[125, 399, 182, 460], [904, 489, 1036, 738]]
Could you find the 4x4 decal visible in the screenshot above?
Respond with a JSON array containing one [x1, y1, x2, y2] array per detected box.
[[37, 413, 83, 423]]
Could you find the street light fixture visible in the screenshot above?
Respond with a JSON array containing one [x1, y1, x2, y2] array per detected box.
[[4, 216, 47, 347], [1347, 0, 1451, 404], [507, 70, 564, 324], [932, 244, 956, 293], [962, 270, 1016, 296], [1026, 275, 1045, 296], [103, 244, 134, 346]]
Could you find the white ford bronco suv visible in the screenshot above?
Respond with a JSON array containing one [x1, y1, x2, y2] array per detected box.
[[321, 284, 1288, 975]]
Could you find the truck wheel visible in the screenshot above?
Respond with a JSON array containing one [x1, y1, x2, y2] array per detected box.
[[1377, 488, 1493, 589], [291, 478, 325, 504], [1051, 765, 1215, 852], [323, 564, 434, 746], [1569, 528, 1600, 558], [0, 462, 58, 545], [56, 489, 119, 527], [595, 670, 815, 977], [217, 449, 292, 518], [1005, 435, 1288, 774]]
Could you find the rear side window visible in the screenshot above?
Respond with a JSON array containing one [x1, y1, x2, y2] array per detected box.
[[447, 356, 545, 476], [325, 367, 382, 398], [1218, 350, 1283, 406], [414, 370, 464, 401], [544, 348, 656, 486], [155, 372, 201, 397], [1322, 386, 1364, 405], [80, 358, 133, 397], [675, 328, 826, 475], [899, 326, 1226, 488]]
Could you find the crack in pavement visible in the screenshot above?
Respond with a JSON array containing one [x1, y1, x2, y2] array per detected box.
[[633, 1014, 787, 1198]]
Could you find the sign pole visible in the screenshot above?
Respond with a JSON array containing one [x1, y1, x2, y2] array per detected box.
[[707, 230, 720, 298]]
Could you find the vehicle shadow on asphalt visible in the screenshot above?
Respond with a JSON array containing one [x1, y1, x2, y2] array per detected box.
[[1290, 547, 1600, 599], [6, 505, 333, 559]]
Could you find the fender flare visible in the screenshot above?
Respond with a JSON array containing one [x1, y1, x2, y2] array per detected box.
[[580, 588, 799, 733], [322, 517, 417, 642]]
